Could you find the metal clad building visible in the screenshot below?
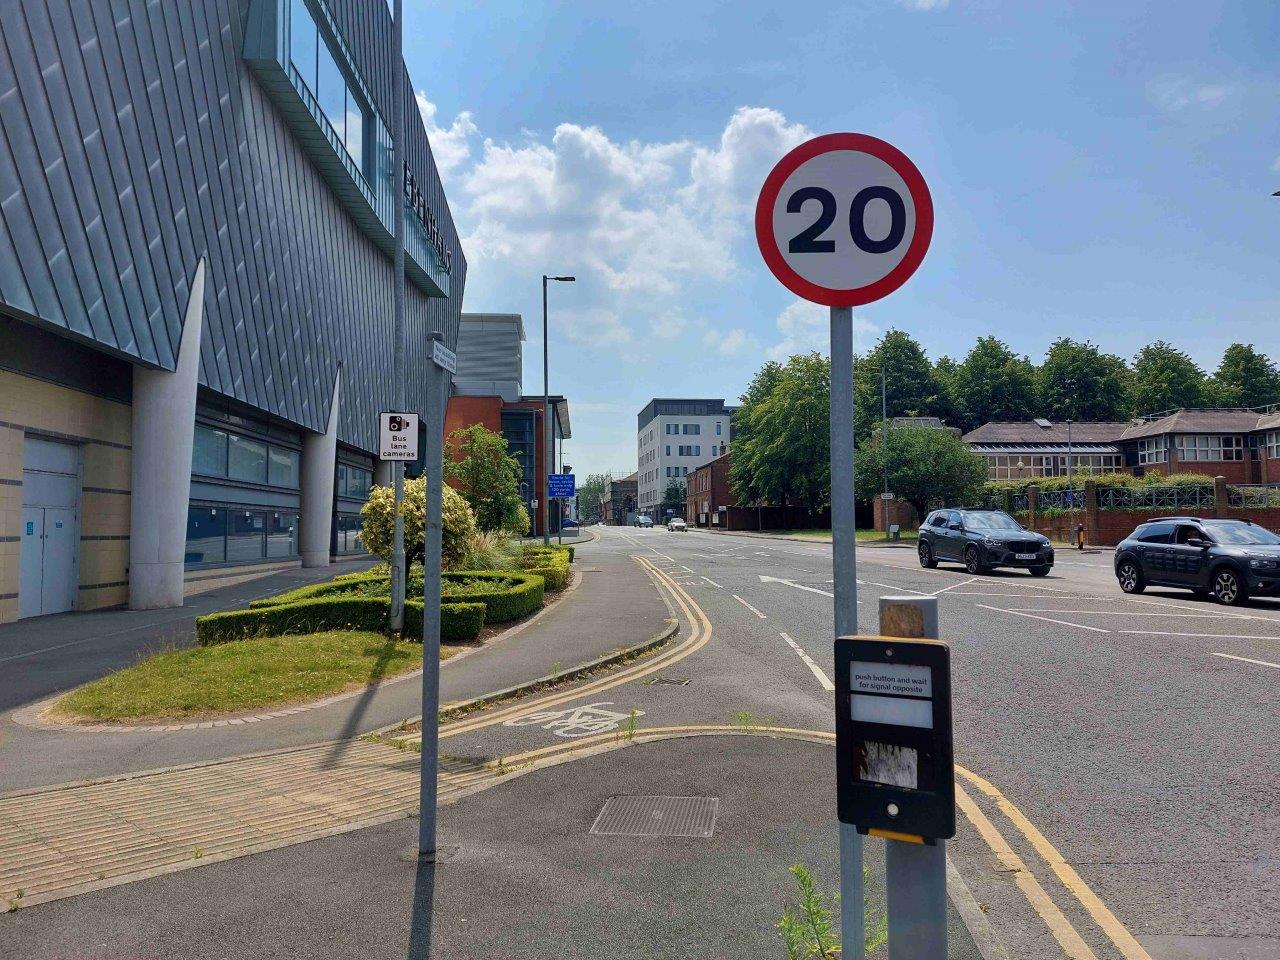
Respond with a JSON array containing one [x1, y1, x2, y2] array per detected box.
[[0, 0, 466, 621]]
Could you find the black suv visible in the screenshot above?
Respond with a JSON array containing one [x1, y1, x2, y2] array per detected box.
[[1113, 516, 1280, 606], [918, 509, 1054, 575]]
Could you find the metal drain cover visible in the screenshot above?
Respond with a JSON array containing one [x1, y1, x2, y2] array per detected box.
[[644, 676, 692, 686], [590, 796, 719, 838]]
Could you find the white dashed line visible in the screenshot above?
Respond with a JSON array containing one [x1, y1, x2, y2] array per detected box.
[[781, 632, 835, 691], [700, 576, 724, 588], [732, 595, 768, 619]]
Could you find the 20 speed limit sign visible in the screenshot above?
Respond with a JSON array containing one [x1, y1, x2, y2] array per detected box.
[[755, 133, 932, 307]]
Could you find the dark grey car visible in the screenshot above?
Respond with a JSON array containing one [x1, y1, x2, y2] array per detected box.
[[917, 509, 1054, 576], [1113, 516, 1280, 606]]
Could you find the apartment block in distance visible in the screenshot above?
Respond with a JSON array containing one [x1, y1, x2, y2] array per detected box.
[[636, 399, 735, 519]]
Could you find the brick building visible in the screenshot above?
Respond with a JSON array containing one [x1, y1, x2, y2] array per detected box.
[[965, 408, 1280, 484], [600, 473, 638, 526], [445, 313, 571, 537], [686, 453, 734, 528]]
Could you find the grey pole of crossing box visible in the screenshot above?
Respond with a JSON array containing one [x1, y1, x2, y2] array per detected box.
[[878, 595, 947, 960], [418, 335, 450, 859], [829, 305, 865, 960]]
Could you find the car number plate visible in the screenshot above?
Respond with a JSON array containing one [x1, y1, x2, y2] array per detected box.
[[1015, 552, 1037, 560]]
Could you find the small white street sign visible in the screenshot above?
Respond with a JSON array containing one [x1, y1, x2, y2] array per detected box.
[[880, 492, 895, 500], [379, 412, 419, 461], [432, 339, 457, 374]]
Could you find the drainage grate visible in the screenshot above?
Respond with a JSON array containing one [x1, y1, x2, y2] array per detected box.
[[644, 676, 692, 686], [590, 796, 719, 838]]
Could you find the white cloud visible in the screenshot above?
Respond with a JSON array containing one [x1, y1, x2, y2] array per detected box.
[[556, 306, 632, 347], [702, 327, 759, 357], [415, 94, 478, 181], [1147, 78, 1234, 113], [439, 103, 813, 348], [767, 300, 878, 360]]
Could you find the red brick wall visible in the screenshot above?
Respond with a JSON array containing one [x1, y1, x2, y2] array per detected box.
[[444, 395, 503, 438], [687, 455, 734, 525], [1017, 507, 1280, 546], [873, 497, 920, 531]]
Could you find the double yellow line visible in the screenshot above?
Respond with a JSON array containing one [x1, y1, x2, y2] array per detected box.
[[432, 553, 1151, 960], [437, 555, 712, 740]]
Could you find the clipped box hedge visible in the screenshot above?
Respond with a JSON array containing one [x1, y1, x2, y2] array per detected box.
[[196, 595, 486, 646], [442, 571, 545, 622], [524, 563, 568, 591]]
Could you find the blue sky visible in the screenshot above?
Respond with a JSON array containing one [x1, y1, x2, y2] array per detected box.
[[405, 0, 1280, 478]]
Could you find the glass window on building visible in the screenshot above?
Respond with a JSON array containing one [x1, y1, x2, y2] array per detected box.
[[716, 421, 722, 436], [268, 447, 300, 488], [289, 0, 365, 174], [193, 425, 228, 477], [228, 434, 268, 483], [227, 509, 267, 562], [267, 512, 299, 559], [185, 506, 226, 565], [1268, 432, 1280, 459], [343, 465, 372, 499], [335, 513, 364, 554]]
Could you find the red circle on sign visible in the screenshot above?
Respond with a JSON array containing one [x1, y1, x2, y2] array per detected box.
[[755, 133, 933, 307]]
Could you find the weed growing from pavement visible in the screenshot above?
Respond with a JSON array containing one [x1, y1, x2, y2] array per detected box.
[[619, 709, 639, 741], [5, 889, 23, 912], [777, 865, 887, 958]]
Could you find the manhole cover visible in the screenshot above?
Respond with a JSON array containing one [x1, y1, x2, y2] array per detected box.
[[590, 796, 719, 838], [644, 676, 692, 686]]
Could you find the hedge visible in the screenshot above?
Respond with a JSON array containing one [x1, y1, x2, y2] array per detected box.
[[196, 595, 486, 646], [441, 571, 544, 622], [247, 573, 385, 609], [524, 562, 568, 591]]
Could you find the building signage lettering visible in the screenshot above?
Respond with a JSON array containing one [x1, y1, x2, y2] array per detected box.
[[403, 163, 453, 274]]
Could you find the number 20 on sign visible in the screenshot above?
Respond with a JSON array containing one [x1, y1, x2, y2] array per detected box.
[[755, 133, 933, 307]]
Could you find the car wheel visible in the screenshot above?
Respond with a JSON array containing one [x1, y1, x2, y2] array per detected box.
[[1029, 565, 1050, 577], [1212, 567, 1248, 606], [964, 545, 986, 575], [1116, 560, 1144, 593], [918, 541, 937, 569]]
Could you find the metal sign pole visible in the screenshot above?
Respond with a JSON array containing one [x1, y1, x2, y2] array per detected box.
[[388, 0, 407, 632], [830, 305, 864, 960], [878, 596, 947, 959], [418, 341, 448, 859]]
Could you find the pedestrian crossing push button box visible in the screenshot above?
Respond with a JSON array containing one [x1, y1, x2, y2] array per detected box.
[[834, 635, 954, 841]]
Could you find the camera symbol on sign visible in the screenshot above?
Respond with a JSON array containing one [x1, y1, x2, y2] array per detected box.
[[388, 415, 411, 432]]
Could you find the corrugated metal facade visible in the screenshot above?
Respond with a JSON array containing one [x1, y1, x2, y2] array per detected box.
[[0, 0, 466, 453], [454, 313, 523, 401]]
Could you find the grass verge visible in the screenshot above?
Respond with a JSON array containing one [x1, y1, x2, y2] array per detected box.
[[57, 631, 462, 723]]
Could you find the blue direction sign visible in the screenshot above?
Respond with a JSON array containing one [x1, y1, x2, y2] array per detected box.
[[547, 474, 575, 498]]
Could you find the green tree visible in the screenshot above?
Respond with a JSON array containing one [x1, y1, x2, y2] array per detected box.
[[736, 353, 832, 511], [854, 330, 948, 441], [951, 337, 1039, 431], [1209, 343, 1280, 407], [360, 479, 474, 570], [729, 361, 785, 506], [1037, 338, 1133, 421], [662, 477, 687, 515], [576, 472, 611, 524], [444, 424, 528, 533], [1131, 340, 1207, 415], [857, 427, 987, 520]]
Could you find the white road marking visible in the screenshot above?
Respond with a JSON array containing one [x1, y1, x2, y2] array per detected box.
[[759, 575, 835, 598], [780, 632, 835, 691], [503, 702, 643, 738], [1209, 652, 1280, 669], [700, 576, 724, 588], [976, 604, 1111, 634], [680, 565, 697, 574], [859, 579, 929, 596], [732, 594, 768, 619], [1119, 631, 1280, 643], [931, 576, 979, 596], [1012, 609, 1234, 620]]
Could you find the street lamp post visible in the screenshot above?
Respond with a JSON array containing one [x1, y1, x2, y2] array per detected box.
[[542, 274, 575, 546]]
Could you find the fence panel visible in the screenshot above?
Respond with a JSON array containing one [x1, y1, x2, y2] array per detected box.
[[1097, 485, 1214, 511], [1228, 484, 1280, 509]]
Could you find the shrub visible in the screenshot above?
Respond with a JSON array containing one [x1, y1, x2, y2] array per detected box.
[[441, 571, 544, 622], [525, 563, 568, 591], [360, 479, 475, 570], [196, 594, 486, 646], [461, 530, 524, 571]]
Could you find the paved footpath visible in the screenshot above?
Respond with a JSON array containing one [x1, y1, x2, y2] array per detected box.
[[1, 535, 671, 791], [0, 537, 676, 910]]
